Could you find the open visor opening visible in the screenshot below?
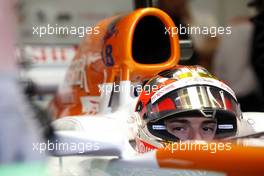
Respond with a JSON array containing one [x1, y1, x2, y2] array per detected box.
[[145, 85, 240, 141]]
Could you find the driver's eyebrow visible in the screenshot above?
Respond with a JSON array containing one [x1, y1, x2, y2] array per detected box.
[[165, 119, 190, 124], [202, 120, 217, 125]]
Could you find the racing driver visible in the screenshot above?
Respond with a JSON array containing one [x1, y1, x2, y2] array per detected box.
[[134, 65, 242, 150]]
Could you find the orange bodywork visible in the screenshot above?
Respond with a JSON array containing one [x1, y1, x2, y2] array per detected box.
[[157, 142, 264, 176], [49, 8, 180, 118]]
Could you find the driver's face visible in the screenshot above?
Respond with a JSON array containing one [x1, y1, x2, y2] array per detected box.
[[165, 117, 217, 141]]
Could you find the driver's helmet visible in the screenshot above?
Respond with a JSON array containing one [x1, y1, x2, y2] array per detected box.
[[134, 65, 242, 151]]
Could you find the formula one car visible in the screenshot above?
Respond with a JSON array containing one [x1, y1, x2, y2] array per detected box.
[[48, 5, 264, 176]]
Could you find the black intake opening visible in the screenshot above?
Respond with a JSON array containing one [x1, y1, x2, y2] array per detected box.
[[132, 16, 171, 64]]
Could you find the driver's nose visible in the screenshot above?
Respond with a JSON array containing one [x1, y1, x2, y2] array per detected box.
[[189, 130, 203, 140]]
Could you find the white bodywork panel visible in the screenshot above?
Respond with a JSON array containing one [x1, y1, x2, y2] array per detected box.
[[49, 112, 264, 176]]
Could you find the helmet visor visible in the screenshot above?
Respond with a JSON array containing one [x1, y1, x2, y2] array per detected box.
[[145, 85, 240, 122]]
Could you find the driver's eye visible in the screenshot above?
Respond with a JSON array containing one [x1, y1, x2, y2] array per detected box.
[[172, 127, 186, 131], [203, 127, 214, 131], [202, 127, 215, 133]]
